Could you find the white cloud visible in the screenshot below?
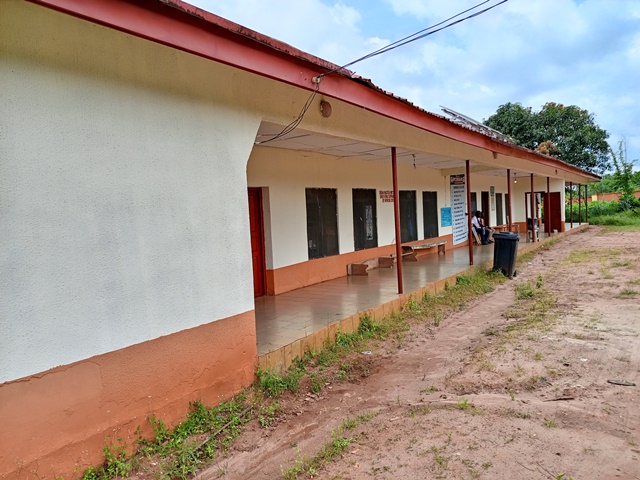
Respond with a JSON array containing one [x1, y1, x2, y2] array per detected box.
[[384, 0, 480, 21], [194, 0, 367, 64], [329, 3, 361, 28], [364, 36, 391, 49]]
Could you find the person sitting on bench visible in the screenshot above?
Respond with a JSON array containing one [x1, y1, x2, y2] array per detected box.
[[472, 210, 492, 245]]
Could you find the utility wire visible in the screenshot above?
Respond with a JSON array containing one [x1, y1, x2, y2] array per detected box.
[[317, 0, 508, 80], [256, 0, 509, 145], [255, 82, 320, 145]]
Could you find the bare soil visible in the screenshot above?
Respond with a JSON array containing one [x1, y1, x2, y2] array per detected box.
[[198, 226, 640, 480]]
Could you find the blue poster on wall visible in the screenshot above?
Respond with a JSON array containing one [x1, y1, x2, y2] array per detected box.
[[441, 207, 452, 227]]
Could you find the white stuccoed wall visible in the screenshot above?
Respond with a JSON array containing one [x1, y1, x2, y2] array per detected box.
[[249, 147, 518, 270], [248, 147, 454, 269], [0, 3, 260, 383]]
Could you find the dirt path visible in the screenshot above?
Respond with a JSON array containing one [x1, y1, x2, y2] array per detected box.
[[198, 226, 640, 480]]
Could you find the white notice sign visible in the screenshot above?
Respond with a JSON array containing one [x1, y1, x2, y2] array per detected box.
[[450, 174, 467, 245]]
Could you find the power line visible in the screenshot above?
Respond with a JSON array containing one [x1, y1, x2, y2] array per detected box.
[[257, 0, 509, 145], [318, 0, 506, 80], [255, 82, 320, 145]]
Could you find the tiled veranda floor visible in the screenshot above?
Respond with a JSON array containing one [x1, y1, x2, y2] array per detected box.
[[255, 224, 587, 367]]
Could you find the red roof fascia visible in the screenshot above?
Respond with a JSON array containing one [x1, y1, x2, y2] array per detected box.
[[26, 0, 599, 181]]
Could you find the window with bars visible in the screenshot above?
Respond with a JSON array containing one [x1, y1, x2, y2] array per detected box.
[[352, 189, 378, 250], [306, 188, 339, 259], [422, 191, 439, 239], [400, 190, 417, 243]]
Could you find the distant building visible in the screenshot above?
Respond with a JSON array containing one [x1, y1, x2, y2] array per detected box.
[[590, 191, 640, 202]]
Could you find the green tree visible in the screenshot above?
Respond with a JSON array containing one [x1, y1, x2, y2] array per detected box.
[[482, 102, 538, 148], [587, 174, 617, 195], [610, 139, 639, 210], [484, 102, 611, 174]]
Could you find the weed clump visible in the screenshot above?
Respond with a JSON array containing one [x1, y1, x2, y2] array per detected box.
[[420, 268, 506, 326], [82, 397, 251, 480], [257, 366, 304, 398]]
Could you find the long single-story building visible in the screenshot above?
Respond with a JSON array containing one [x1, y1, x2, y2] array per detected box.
[[0, 0, 598, 478]]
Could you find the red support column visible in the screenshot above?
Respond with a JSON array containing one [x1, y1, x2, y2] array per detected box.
[[507, 169, 513, 231], [391, 147, 403, 295], [585, 185, 589, 224], [578, 184, 582, 225], [466, 160, 473, 265], [530, 174, 536, 242], [546, 177, 550, 235], [569, 182, 573, 229], [524, 175, 528, 225]]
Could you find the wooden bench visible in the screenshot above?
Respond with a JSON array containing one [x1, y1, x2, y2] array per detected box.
[[347, 256, 398, 276], [348, 249, 421, 275], [401, 240, 447, 261], [494, 224, 521, 234]]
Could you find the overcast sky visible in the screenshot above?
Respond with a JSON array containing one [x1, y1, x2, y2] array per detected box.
[[188, 0, 640, 170]]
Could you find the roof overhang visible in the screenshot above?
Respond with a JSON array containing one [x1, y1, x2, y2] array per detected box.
[[28, 0, 601, 184], [256, 122, 597, 184]]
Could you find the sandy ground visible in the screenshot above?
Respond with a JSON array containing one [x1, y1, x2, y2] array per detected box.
[[197, 226, 640, 480]]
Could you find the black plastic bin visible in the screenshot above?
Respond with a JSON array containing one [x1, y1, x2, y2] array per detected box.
[[492, 231, 519, 277]]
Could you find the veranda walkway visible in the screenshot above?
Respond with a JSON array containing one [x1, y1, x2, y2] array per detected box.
[[256, 225, 586, 370]]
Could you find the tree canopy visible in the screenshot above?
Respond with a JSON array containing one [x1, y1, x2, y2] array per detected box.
[[484, 102, 611, 174], [589, 139, 640, 209]]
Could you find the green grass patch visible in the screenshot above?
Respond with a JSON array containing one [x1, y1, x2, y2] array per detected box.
[[565, 248, 624, 268], [257, 366, 305, 398], [452, 398, 483, 415], [590, 209, 640, 228], [503, 276, 557, 336], [280, 415, 374, 479], [517, 251, 536, 265], [617, 288, 639, 298], [566, 250, 594, 263], [420, 268, 506, 326]]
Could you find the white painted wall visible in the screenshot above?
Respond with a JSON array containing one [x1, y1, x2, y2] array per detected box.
[[0, 4, 260, 382], [249, 150, 567, 270], [248, 147, 450, 269], [509, 176, 555, 223]]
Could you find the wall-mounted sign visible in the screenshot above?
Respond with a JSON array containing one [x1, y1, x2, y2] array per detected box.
[[450, 174, 467, 245], [379, 190, 394, 203]]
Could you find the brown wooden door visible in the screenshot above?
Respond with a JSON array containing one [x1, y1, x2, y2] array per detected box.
[[481, 191, 490, 225], [545, 192, 563, 233], [248, 188, 266, 297]]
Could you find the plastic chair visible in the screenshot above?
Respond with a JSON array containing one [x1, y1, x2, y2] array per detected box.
[[527, 218, 539, 242]]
